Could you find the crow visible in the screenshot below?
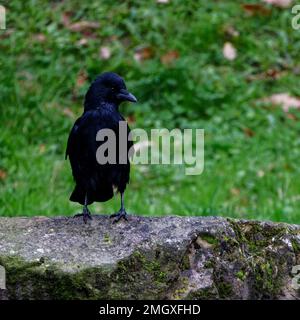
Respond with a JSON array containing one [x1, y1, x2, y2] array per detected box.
[[66, 72, 137, 223]]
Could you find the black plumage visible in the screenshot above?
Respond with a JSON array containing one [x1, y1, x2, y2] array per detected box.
[[66, 72, 137, 222]]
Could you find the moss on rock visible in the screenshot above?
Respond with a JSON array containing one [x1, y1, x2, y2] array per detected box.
[[0, 216, 299, 300]]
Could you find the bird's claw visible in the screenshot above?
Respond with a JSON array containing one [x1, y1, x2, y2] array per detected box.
[[110, 209, 128, 223], [74, 207, 92, 224]]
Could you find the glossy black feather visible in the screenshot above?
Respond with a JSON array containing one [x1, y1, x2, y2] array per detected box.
[[66, 73, 135, 206]]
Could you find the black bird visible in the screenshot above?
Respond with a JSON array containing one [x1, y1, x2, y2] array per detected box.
[[66, 72, 137, 223]]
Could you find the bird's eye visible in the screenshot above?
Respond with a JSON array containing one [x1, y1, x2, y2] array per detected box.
[[111, 87, 115, 92]]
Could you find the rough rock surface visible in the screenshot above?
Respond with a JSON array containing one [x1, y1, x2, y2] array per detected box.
[[0, 215, 299, 300]]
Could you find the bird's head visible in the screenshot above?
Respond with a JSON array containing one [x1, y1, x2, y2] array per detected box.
[[84, 72, 137, 111]]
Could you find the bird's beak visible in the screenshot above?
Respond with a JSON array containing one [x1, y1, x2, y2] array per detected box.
[[117, 89, 137, 103]]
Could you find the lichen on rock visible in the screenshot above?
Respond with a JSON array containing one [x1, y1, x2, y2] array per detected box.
[[0, 215, 299, 300]]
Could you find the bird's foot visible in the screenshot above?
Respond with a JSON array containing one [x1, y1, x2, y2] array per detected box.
[[74, 206, 92, 224], [110, 208, 128, 223]]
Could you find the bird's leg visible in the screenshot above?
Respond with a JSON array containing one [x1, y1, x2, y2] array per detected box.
[[74, 195, 92, 223], [110, 192, 128, 223]]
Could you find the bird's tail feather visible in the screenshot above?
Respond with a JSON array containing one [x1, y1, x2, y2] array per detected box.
[[70, 183, 114, 205]]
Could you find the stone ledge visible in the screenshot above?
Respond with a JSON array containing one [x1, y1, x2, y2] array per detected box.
[[0, 215, 299, 299]]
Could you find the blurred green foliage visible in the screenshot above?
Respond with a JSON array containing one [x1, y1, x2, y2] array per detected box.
[[1, 0, 300, 223]]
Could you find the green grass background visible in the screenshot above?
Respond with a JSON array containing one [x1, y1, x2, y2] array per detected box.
[[1, 0, 300, 223]]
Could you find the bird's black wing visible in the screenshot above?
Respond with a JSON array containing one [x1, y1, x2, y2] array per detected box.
[[65, 117, 80, 160], [66, 109, 132, 204], [65, 114, 98, 185]]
